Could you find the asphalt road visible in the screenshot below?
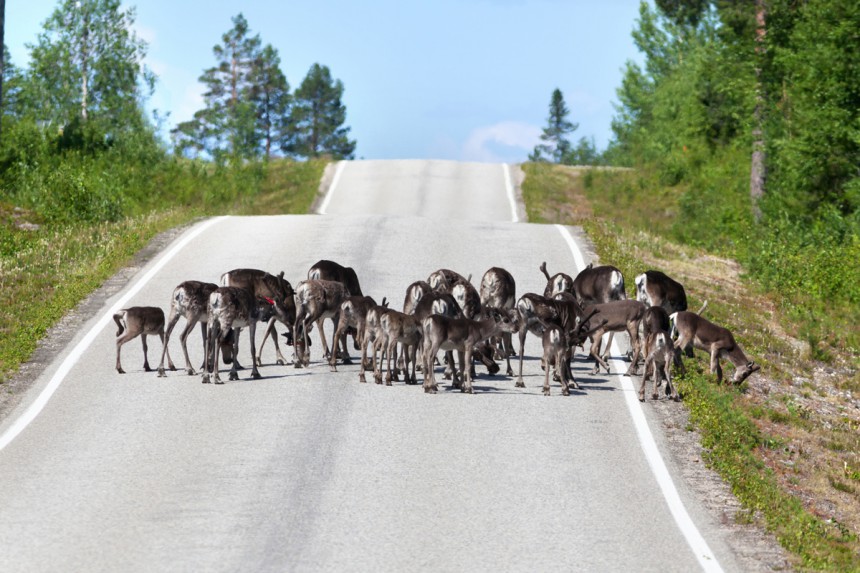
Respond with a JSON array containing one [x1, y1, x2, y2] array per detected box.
[[0, 159, 743, 572]]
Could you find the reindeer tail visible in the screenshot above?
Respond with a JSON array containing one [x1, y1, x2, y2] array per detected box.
[[113, 311, 127, 337]]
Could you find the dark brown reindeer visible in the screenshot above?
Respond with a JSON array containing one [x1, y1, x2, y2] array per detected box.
[[539, 261, 574, 298], [585, 299, 646, 376], [480, 267, 517, 373], [308, 260, 363, 358], [422, 307, 520, 394], [114, 306, 168, 374], [220, 268, 294, 366], [635, 270, 688, 314], [403, 280, 432, 315], [427, 268, 470, 293], [201, 287, 275, 384], [157, 280, 218, 377], [670, 311, 760, 384], [573, 263, 627, 305]]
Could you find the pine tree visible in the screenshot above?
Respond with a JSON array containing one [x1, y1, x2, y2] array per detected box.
[[173, 13, 262, 161], [286, 63, 355, 159], [248, 44, 290, 159], [530, 88, 577, 163]]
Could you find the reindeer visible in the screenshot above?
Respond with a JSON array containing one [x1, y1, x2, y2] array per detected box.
[[422, 308, 520, 394], [201, 287, 275, 384], [221, 269, 294, 367], [539, 322, 581, 396], [635, 270, 687, 314], [403, 280, 432, 315], [639, 330, 679, 401], [308, 260, 363, 358], [670, 311, 760, 384], [114, 307, 168, 374], [427, 268, 470, 293], [412, 291, 464, 378], [573, 263, 627, 305], [359, 303, 390, 384], [378, 309, 423, 385], [480, 267, 517, 372], [157, 280, 218, 377], [329, 295, 387, 372], [539, 261, 574, 298], [514, 293, 590, 388], [585, 299, 646, 376], [293, 279, 351, 368]]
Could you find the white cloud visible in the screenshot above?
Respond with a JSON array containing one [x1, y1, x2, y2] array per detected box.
[[461, 121, 542, 163]]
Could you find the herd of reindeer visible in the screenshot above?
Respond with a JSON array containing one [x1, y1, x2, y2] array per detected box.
[[113, 259, 761, 399]]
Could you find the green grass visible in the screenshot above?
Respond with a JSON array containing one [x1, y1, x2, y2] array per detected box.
[[521, 161, 860, 571], [0, 158, 326, 383]]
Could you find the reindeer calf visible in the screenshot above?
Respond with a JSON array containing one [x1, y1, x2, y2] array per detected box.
[[114, 306, 168, 374], [541, 323, 580, 396], [422, 308, 520, 394], [639, 330, 679, 402], [671, 311, 760, 384]]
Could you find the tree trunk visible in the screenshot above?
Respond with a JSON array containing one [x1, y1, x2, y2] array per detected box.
[[749, 0, 767, 221], [80, 8, 89, 121], [0, 0, 6, 142]]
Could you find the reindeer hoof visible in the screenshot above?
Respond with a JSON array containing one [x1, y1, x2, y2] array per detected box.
[[215, 379, 224, 385], [229, 371, 239, 381], [117, 368, 126, 374], [543, 388, 551, 396], [506, 368, 514, 377], [251, 371, 262, 380], [515, 380, 525, 388], [157, 368, 166, 378], [202, 375, 210, 384]]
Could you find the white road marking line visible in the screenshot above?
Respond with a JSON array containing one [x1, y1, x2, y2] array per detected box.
[[318, 160, 346, 215], [0, 216, 229, 453], [554, 224, 724, 573], [502, 163, 519, 223]]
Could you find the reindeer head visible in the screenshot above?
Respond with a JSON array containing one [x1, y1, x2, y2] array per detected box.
[[732, 361, 761, 384]]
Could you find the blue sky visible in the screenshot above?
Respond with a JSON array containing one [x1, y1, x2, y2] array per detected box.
[[5, 0, 645, 163]]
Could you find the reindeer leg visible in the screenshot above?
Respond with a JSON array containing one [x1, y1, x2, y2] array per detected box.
[[461, 349, 473, 394], [709, 346, 723, 383], [158, 311, 182, 376], [516, 326, 528, 388], [423, 339, 438, 394]]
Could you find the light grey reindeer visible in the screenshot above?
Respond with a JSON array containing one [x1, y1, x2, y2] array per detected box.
[[114, 306, 168, 374]]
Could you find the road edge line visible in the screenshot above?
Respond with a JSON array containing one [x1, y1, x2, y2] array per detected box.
[[318, 160, 346, 215], [502, 163, 519, 223], [554, 223, 724, 573], [0, 216, 229, 453]]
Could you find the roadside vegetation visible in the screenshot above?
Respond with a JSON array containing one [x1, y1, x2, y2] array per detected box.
[[523, 163, 859, 570], [0, 1, 349, 384]]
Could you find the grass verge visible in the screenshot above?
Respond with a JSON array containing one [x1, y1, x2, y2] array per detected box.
[[0, 158, 326, 384], [522, 162, 860, 571]]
